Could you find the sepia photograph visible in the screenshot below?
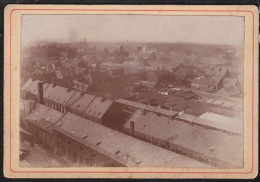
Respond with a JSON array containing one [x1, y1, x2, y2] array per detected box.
[[19, 14, 244, 168], [3, 5, 258, 179]]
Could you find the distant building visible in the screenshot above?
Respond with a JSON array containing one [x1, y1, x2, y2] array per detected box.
[[115, 99, 179, 119], [191, 66, 232, 93], [108, 68, 124, 77], [86, 71, 109, 86], [177, 90, 200, 101], [139, 80, 156, 90], [72, 79, 89, 92], [216, 86, 240, 97], [158, 88, 172, 95]]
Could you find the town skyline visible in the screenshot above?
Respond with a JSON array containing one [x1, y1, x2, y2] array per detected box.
[[22, 14, 244, 46]]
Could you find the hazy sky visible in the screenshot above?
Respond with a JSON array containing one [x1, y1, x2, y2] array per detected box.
[[21, 14, 244, 46]]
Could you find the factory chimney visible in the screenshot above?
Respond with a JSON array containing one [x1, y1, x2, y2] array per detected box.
[[37, 81, 44, 104], [130, 121, 135, 136]]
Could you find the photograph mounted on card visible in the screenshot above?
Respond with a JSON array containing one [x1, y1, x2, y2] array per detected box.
[[3, 4, 259, 179]]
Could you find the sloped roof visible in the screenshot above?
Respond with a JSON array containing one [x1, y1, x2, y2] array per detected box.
[[178, 90, 199, 99], [210, 75, 223, 85], [222, 101, 237, 108], [116, 99, 179, 117], [217, 86, 240, 97], [224, 86, 240, 95], [205, 66, 229, 77], [184, 101, 210, 116], [21, 78, 33, 91], [211, 100, 225, 106], [44, 84, 77, 105], [199, 112, 239, 124], [223, 78, 239, 87], [24, 103, 64, 133], [84, 97, 113, 119], [172, 101, 191, 111], [162, 97, 185, 108], [126, 111, 174, 140], [55, 112, 211, 167], [22, 79, 50, 95], [177, 113, 243, 135], [70, 93, 95, 113], [65, 91, 82, 107], [125, 111, 243, 167]]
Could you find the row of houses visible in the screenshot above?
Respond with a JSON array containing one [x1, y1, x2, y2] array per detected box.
[[22, 78, 242, 126], [21, 102, 211, 168], [21, 78, 114, 125], [22, 78, 189, 124]]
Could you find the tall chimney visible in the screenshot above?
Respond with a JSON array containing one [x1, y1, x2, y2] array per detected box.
[[37, 82, 44, 104], [52, 77, 56, 88], [130, 121, 135, 136]]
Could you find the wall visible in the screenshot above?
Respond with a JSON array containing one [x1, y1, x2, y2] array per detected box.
[[53, 130, 124, 167]]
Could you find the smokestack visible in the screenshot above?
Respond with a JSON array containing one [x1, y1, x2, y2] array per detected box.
[[37, 82, 44, 104], [52, 77, 56, 88], [130, 121, 135, 136]]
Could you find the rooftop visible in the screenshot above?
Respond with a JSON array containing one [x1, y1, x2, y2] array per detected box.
[[44, 84, 77, 105], [84, 97, 113, 119], [116, 99, 179, 118], [199, 112, 241, 124], [24, 104, 64, 133], [22, 79, 50, 95], [55, 112, 211, 167], [65, 90, 82, 107], [21, 78, 33, 91], [177, 113, 243, 135], [70, 93, 95, 113], [124, 110, 243, 167]]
